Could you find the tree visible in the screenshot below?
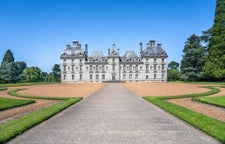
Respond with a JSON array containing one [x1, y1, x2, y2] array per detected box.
[[52, 64, 61, 82], [168, 61, 179, 70], [0, 62, 17, 83], [168, 61, 180, 81], [1, 49, 14, 65], [23, 67, 42, 82], [180, 34, 207, 81], [203, 0, 225, 80]]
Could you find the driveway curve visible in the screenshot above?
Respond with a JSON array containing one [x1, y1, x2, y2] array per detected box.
[[8, 83, 218, 144]]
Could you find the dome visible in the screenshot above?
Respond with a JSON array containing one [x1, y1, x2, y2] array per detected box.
[[63, 46, 83, 56], [124, 51, 137, 60], [91, 51, 104, 60], [143, 45, 167, 56]]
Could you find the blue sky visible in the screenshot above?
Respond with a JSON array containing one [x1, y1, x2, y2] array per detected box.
[[0, 0, 216, 72]]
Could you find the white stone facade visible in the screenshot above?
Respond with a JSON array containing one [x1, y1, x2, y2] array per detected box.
[[60, 40, 168, 83]]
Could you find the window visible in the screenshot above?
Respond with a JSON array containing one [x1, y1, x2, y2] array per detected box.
[[123, 74, 126, 80], [63, 66, 66, 72], [102, 74, 105, 80], [72, 75, 74, 80], [154, 58, 156, 63], [146, 75, 149, 80], [113, 59, 115, 62], [162, 74, 165, 80], [96, 74, 99, 80], [90, 65, 92, 71], [146, 59, 148, 63], [123, 65, 126, 71], [158, 66, 160, 70], [76, 67, 78, 71], [80, 66, 82, 71], [140, 66, 143, 70], [72, 59, 74, 63], [106, 66, 108, 71], [72, 66, 74, 72], [96, 65, 99, 71], [68, 67, 70, 71], [63, 59, 66, 63], [86, 66, 88, 71], [129, 74, 132, 80], [146, 65, 149, 71], [112, 65, 115, 71], [154, 74, 157, 79], [162, 65, 165, 71], [162, 58, 164, 63], [154, 65, 156, 71], [135, 74, 138, 79], [64, 75, 66, 80], [80, 59, 82, 63], [129, 65, 132, 71], [90, 75, 93, 80], [136, 65, 138, 71], [80, 75, 82, 80], [102, 65, 105, 71]]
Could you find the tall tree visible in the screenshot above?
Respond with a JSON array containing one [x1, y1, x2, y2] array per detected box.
[[168, 61, 180, 81], [52, 64, 61, 82], [203, 0, 225, 80], [180, 34, 207, 81], [1, 49, 14, 65]]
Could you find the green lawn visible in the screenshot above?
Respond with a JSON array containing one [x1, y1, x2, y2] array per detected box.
[[144, 86, 225, 143], [193, 96, 225, 108], [0, 87, 82, 143], [0, 97, 35, 111], [0, 82, 58, 87]]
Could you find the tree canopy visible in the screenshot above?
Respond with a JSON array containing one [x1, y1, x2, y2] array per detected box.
[[203, 0, 225, 80], [180, 34, 207, 81]]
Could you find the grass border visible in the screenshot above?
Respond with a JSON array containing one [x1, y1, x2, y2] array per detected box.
[[0, 87, 7, 91], [0, 97, 35, 111], [8, 89, 71, 100], [144, 97, 225, 143], [0, 88, 82, 144], [193, 96, 225, 108], [144, 86, 225, 143]]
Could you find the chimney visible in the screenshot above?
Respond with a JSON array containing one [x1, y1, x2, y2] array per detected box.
[[150, 40, 155, 46], [66, 44, 70, 49], [139, 42, 143, 55], [157, 43, 162, 48], [108, 49, 110, 55], [85, 44, 88, 54]]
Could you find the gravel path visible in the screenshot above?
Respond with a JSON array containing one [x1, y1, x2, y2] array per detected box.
[[8, 83, 218, 144]]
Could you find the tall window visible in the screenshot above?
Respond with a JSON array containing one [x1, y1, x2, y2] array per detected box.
[[80, 75, 82, 81], [90, 75, 93, 80], [146, 65, 149, 71], [96, 74, 99, 80], [129, 65, 132, 71], [162, 74, 165, 80], [102, 74, 105, 80], [72, 66, 74, 72], [80, 66, 82, 72], [162, 65, 165, 71], [90, 65, 92, 71], [129, 74, 132, 80], [72, 75, 74, 80], [135, 74, 138, 80], [63, 66, 66, 72], [154, 58, 156, 63], [68, 67, 70, 71], [154, 65, 156, 71], [112, 65, 115, 71], [123, 74, 126, 80], [123, 65, 126, 71], [136, 65, 138, 71], [64, 75, 66, 80], [154, 74, 157, 79]]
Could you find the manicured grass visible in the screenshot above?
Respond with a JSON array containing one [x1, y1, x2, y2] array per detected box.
[[193, 96, 225, 108], [157, 86, 220, 100], [0, 82, 57, 87], [0, 98, 81, 144], [0, 87, 7, 91], [144, 97, 225, 143], [0, 88, 82, 143], [8, 89, 70, 100], [0, 97, 35, 111], [144, 86, 225, 143]]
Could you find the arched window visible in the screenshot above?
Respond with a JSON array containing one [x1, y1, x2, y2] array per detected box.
[[123, 74, 126, 80]]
